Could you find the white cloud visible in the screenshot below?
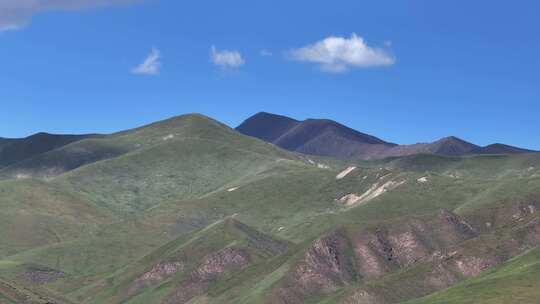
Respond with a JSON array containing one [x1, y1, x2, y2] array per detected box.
[[132, 48, 160, 76], [260, 49, 273, 57], [210, 46, 245, 68], [0, 0, 140, 31], [289, 33, 395, 72]]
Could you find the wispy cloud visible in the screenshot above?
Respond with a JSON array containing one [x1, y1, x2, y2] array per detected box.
[[132, 48, 161, 76], [289, 33, 395, 72], [0, 0, 140, 31], [260, 49, 273, 57], [210, 46, 245, 68]]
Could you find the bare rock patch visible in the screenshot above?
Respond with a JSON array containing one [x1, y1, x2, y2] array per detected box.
[[336, 166, 356, 179]]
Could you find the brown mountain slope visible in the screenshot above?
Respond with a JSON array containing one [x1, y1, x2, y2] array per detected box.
[[272, 207, 540, 304], [236, 112, 396, 159], [379, 136, 479, 158], [470, 143, 536, 154], [237, 112, 536, 160]]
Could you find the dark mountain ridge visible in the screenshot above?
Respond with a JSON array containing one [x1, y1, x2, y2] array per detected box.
[[1, 112, 536, 170], [0, 132, 100, 168], [471, 143, 536, 155], [235, 112, 300, 142], [236, 112, 536, 159], [378, 136, 480, 158], [236, 112, 397, 159]]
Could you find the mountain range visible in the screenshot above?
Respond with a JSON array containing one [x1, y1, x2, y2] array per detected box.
[[1, 112, 534, 174], [0, 113, 539, 304], [236, 112, 535, 159], [0, 133, 99, 168]]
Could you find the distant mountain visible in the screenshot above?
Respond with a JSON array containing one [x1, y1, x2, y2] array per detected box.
[[236, 112, 397, 159], [0, 132, 99, 168], [0, 114, 296, 182], [237, 112, 536, 159], [470, 143, 536, 155], [235, 112, 300, 143], [379, 136, 480, 158]]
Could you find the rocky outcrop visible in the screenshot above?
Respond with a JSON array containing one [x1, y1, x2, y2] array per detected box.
[[337, 180, 407, 207], [337, 211, 540, 304], [273, 210, 478, 303], [193, 247, 250, 281], [465, 197, 540, 233], [97, 219, 291, 304], [127, 260, 185, 296], [21, 265, 66, 285], [164, 247, 250, 304], [274, 232, 356, 303], [139, 261, 184, 284], [294, 234, 354, 290]]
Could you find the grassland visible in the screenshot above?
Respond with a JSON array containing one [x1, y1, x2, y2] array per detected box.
[[405, 247, 540, 304], [0, 114, 539, 303]]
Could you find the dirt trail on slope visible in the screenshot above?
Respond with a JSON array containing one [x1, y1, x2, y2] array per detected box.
[[336, 166, 356, 179], [337, 180, 406, 207]]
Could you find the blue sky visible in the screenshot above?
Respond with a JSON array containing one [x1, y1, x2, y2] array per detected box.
[[1, 0, 538, 149]]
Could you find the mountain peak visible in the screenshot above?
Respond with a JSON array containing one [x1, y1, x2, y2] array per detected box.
[[122, 113, 230, 136], [236, 112, 301, 143], [236, 112, 539, 159], [160, 113, 215, 123], [250, 111, 300, 122], [471, 143, 536, 155], [437, 136, 470, 143], [236, 112, 394, 158], [28, 132, 53, 138], [428, 136, 479, 156]]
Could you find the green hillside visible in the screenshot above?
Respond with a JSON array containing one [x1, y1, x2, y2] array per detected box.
[[405, 247, 540, 304], [0, 133, 98, 169], [0, 179, 113, 257], [84, 217, 290, 304], [0, 114, 539, 304], [51, 114, 302, 215]]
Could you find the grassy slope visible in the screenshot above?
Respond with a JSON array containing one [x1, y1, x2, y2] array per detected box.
[[378, 153, 540, 179], [0, 113, 303, 242], [66, 164, 540, 303], [0, 113, 293, 182], [4, 157, 540, 303], [405, 247, 540, 304], [0, 114, 308, 299], [84, 218, 291, 304], [142, 168, 483, 243], [52, 114, 302, 215], [0, 137, 131, 180], [0, 179, 113, 258], [141, 153, 540, 244], [315, 210, 540, 304], [0, 276, 77, 304], [0, 115, 539, 303]]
